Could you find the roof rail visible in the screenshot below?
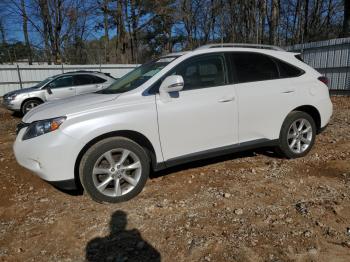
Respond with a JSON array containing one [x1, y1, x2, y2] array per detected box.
[[63, 70, 102, 74], [196, 43, 285, 51]]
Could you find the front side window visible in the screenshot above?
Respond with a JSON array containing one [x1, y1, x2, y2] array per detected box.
[[230, 52, 279, 83], [172, 55, 226, 90], [50, 76, 73, 88]]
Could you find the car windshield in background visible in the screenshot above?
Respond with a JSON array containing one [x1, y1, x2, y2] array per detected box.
[[98, 56, 179, 94], [33, 77, 54, 89]]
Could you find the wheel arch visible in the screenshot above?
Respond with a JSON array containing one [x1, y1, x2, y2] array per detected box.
[[21, 97, 44, 110], [290, 105, 321, 133], [74, 130, 158, 189]]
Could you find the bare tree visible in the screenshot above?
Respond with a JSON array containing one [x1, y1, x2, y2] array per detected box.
[[342, 0, 350, 36], [0, 18, 6, 44], [20, 0, 32, 64], [102, 0, 110, 62], [269, 0, 280, 45]]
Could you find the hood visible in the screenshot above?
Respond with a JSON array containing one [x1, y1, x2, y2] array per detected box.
[[4, 87, 38, 97], [23, 93, 120, 123]]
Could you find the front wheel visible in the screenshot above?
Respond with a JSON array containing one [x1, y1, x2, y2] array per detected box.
[[277, 111, 316, 159], [21, 99, 42, 115], [79, 137, 150, 203]]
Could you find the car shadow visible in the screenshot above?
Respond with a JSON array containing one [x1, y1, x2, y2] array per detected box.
[[11, 111, 23, 118], [56, 147, 283, 196], [85, 210, 161, 262], [150, 146, 283, 179]]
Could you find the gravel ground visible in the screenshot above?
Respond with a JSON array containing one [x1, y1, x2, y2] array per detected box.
[[0, 97, 349, 262]]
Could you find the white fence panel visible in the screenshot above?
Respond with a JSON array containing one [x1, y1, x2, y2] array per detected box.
[[287, 37, 350, 90], [0, 64, 138, 96]]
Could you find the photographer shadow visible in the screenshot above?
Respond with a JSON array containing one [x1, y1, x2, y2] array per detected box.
[[86, 210, 161, 262]]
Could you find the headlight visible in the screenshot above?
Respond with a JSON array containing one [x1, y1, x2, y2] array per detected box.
[[7, 94, 18, 100], [22, 117, 66, 140]]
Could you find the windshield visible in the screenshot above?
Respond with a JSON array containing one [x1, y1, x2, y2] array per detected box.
[[98, 56, 179, 94], [33, 77, 54, 89]]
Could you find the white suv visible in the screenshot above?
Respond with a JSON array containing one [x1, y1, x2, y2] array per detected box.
[[3, 71, 115, 115], [13, 44, 333, 203]]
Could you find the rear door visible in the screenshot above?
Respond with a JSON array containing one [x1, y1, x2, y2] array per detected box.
[[228, 52, 301, 143], [74, 74, 106, 95], [45, 75, 76, 101]]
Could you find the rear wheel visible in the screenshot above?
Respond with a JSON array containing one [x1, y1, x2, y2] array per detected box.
[[21, 99, 42, 115], [277, 111, 316, 158], [79, 137, 150, 203]]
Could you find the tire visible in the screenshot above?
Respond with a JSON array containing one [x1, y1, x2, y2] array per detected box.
[[79, 137, 150, 203], [21, 99, 43, 115], [277, 111, 316, 159]]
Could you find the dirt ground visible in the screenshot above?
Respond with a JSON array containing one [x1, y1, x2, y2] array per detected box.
[[0, 97, 349, 262]]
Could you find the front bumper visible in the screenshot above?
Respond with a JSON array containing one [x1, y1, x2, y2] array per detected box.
[[13, 127, 82, 189], [2, 98, 21, 111]]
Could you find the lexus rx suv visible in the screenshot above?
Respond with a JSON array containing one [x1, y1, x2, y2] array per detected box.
[[13, 44, 333, 203], [3, 71, 115, 115]]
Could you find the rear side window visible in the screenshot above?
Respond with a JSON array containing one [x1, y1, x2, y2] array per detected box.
[[74, 74, 107, 85], [74, 75, 93, 85], [274, 59, 303, 78], [229, 52, 279, 83]]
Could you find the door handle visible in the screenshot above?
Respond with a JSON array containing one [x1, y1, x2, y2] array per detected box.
[[282, 89, 295, 94], [218, 97, 235, 103], [68, 87, 74, 90]]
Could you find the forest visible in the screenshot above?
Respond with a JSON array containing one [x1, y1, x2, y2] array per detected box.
[[0, 0, 349, 64]]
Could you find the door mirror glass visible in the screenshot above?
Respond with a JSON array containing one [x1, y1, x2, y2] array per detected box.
[[46, 84, 53, 94], [159, 75, 184, 101]]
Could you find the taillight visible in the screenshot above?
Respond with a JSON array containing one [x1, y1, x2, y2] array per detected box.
[[318, 76, 329, 86]]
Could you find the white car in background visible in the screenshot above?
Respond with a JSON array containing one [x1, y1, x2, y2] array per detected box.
[[13, 44, 333, 203], [2, 71, 116, 115]]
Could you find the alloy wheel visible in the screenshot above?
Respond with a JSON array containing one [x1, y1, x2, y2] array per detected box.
[[92, 148, 142, 197], [24, 101, 39, 113], [287, 118, 313, 154]]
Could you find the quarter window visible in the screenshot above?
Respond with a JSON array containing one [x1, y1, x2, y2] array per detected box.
[[230, 52, 279, 83], [91, 75, 107, 83], [274, 59, 303, 78]]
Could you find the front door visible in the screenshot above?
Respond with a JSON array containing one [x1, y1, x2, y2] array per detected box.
[[156, 53, 238, 161], [45, 75, 76, 101]]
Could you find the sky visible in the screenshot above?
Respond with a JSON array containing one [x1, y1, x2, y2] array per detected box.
[[0, 0, 107, 47]]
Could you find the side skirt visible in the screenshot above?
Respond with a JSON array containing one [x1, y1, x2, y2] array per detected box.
[[154, 139, 279, 171]]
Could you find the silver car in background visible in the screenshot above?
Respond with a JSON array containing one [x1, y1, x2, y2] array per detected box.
[[2, 71, 116, 114]]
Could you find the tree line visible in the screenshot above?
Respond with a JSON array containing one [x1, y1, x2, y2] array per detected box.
[[0, 0, 349, 64]]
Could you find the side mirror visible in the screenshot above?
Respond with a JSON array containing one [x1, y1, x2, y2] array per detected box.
[[159, 75, 184, 102], [45, 84, 53, 95]]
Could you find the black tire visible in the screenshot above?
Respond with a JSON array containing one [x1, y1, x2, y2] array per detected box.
[[21, 99, 43, 115], [277, 111, 316, 159], [79, 137, 150, 203]]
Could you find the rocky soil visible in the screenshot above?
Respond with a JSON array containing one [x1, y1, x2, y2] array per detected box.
[[0, 97, 349, 262]]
